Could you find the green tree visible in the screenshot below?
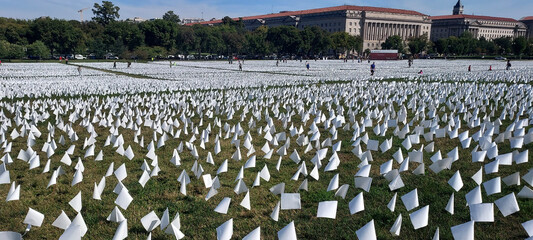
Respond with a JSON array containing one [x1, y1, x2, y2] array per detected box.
[[267, 26, 301, 55], [163, 11, 180, 23], [0, 18, 30, 45], [29, 17, 84, 55], [382, 35, 404, 53], [27, 40, 50, 59], [349, 35, 363, 55], [331, 32, 355, 56], [222, 30, 246, 55], [459, 32, 477, 55], [526, 39, 533, 56], [177, 26, 196, 54], [0, 40, 9, 58], [245, 26, 271, 56], [3, 42, 25, 59], [408, 33, 428, 55], [435, 38, 448, 54], [92, 1, 120, 26], [512, 36, 528, 57], [139, 19, 177, 50], [87, 38, 106, 58], [300, 26, 330, 56], [494, 37, 512, 54]]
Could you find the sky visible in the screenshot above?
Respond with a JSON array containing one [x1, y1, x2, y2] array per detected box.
[[0, 0, 531, 21]]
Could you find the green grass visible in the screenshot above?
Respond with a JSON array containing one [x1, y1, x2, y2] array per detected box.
[[0, 76, 532, 240]]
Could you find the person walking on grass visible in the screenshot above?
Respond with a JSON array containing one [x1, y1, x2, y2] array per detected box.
[[113, 61, 117, 69], [370, 62, 376, 76], [77, 66, 82, 76], [506, 60, 511, 70], [239, 61, 243, 71], [489, 65, 492, 71], [305, 61, 310, 70], [468, 65, 471, 72]]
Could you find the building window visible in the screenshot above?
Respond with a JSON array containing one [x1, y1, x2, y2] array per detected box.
[[350, 22, 352, 26]]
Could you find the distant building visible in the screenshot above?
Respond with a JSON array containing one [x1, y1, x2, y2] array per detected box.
[[430, 0, 527, 41], [452, 0, 464, 15], [189, 5, 432, 51], [181, 18, 205, 25], [126, 17, 146, 23], [521, 17, 533, 39]]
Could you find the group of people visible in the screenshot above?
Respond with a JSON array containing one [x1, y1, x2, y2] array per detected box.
[[112, 61, 132, 69], [468, 60, 512, 72]]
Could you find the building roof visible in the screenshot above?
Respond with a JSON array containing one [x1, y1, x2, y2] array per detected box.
[[521, 16, 533, 21], [188, 5, 427, 26], [430, 14, 518, 22]]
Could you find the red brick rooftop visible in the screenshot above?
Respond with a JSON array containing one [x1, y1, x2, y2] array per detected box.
[[521, 16, 533, 21], [429, 14, 518, 22], [187, 5, 427, 25]]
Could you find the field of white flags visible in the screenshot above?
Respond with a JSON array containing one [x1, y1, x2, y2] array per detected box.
[[0, 59, 532, 239]]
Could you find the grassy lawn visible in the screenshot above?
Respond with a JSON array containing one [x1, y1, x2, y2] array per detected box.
[[0, 68, 532, 239]]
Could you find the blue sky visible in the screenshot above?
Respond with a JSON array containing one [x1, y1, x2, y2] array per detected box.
[[0, 0, 531, 21]]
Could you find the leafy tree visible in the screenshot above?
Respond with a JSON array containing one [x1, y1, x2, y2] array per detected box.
[[512, 36, 528, 57], [29, 17, 84, 55], [447, 36, 463, 55], [526, 39, 533, 56], [163, 11, 180, 23], [177, 26, 196, 54], [494, 37, 512, 54], [27, 40, 50, 59], [331, 32, 359, 56], [267, 26, 301, 55], [382, 35, 404, 53], [434, 38, 448, 54], [103, 21, 144, 53], [0, 19, 30, 45], [92, 1, 120, 26], [246, 26, 271, 56], [408, 33, 428, 55], [0, 40, 9, 58], [363, 48, 371, 56], [139, 19, 176, 50], [2, 41, 25, 59], [300, 26, 330, 56], [87, 38, 106, 58], [349, 35, 363, 54], [222, 30, 246, 55], [133, 46, 167, 59]]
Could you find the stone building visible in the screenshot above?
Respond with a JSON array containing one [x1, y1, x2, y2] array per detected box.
[[430, 0, 527, 41], [521, 17, 533, 39], [191, 5, 432, 51]]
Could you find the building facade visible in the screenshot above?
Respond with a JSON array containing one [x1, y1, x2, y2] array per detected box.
[[193, 5, 432, 51], [181, 18, 205, 25], [521, 17, 533, 39], [430, 0, 527, 41]]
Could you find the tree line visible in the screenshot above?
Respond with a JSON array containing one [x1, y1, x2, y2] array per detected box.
[[0, 1, 532, 60], [0, 1, 362, 60]]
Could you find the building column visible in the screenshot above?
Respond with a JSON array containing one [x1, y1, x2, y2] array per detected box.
[[378, 23, 381, 40], [368, 23, 372, 40], [372, 23, 376, 41], [373, 23, 376, 41]]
